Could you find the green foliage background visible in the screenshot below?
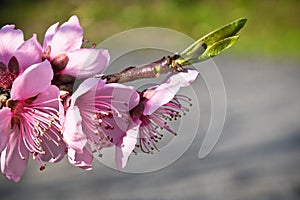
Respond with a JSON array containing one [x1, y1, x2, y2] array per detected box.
[[0, 0, 299, 59]]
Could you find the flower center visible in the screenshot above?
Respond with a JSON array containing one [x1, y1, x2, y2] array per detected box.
[[5, 95, 64, 170], [6, 99, 25, 127], [134, 95, 192, 154]]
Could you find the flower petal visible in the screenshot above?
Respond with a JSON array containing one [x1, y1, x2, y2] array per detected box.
[[10, 60, 53, 100], [32, 85, 60, 108], [32, 85, 66, 163], [40, 137, 66, 163], [63, 106, 87, 153], [1, 127, 29, 182], [70, 78, 100, 106], [61, 49, 110, 79], [0, 108, 12, 152], [0, 25, 24, 66], [99, 83, 139, 142], [143, 69, 199, 115], [50, 16, 83, 56], [15, 34, 42, 72], [115, 119, 141, 170], [100, 83, 140, 110], [68, 146, 93, 170], [43, 22, 59, 49]]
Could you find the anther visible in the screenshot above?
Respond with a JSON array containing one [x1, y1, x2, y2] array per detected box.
[[40, 165, 46, 171]]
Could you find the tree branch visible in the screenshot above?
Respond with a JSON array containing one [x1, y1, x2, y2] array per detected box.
[[94, 54, 183, 83]]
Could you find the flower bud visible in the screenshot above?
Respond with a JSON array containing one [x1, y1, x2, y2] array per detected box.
[[52, 54, 69, 72]]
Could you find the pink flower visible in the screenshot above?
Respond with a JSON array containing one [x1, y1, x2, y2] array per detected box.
[[42, 15, 110, 85], [142, 69, 199, 115], [0, 61, 66, 182], [0, 25, 42, 89], [134, 94, 192, 153], [63, 78, 139, 170], [115, 69, 199, 169]]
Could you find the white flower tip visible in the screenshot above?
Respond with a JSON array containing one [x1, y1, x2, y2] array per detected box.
[[67, 15, 81, 29], [1, 24, 15, 30], [69, 15, 79, 23]]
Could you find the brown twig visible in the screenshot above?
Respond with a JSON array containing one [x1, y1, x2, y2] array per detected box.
[[94, 54, 183, 83]]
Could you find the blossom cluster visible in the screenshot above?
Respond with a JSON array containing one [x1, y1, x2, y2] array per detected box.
[[0, 16, 198, 182]]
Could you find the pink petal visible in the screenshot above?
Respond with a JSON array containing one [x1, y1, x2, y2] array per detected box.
[[61, 49, 110, 79], [58, 100, 65, 125], [70, 78, 100, 106], [68, 146, 93, 170], [99, 83, 140, 110], [98, 83, 139, 149], [1, 25, 15, 30], [143, 69, 199, 115], [43, 22, 59, 49], [102, 117, 126, 146], [50, 16, 83, 56], [32, 85, 66, 163], [0, 25, 24, 66], [10, 60, 53, 100], [40, 137, 66, 163], [15, 34, 42, 72], [32, 85, 60, 108], [99, 83, 139, 143], [176, 68, 199, 86], [63, 106, 87, 153], [115, 119, 141, 170], [1, 127, 29, 182], [0, 108, 12, 152]]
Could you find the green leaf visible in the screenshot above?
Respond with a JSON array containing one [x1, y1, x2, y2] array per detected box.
[[178, 18, 247, 65], [199, 35, 240, 60]]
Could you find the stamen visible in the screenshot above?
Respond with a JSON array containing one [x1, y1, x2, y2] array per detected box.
[[82, 39, 89, 44], [136, 95, 192, 153], [10, 94, 64, 170], [17, 133, 26, 160]]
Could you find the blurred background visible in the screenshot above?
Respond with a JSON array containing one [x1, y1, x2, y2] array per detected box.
[[1, 0, 299, 59], [0, 0, 299, 200]]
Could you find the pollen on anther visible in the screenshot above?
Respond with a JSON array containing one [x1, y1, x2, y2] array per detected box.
[[40, 165, 46, 171]]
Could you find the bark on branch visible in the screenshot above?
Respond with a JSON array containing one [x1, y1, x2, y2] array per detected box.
[[94, 54, 183, 83]]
